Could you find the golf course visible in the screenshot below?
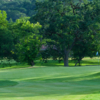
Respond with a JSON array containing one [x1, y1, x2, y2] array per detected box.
[[0, 65, 100, 100], [0, 0, 100, 100]]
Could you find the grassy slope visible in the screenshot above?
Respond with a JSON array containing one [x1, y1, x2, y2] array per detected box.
[[0, 66, 100, 100]]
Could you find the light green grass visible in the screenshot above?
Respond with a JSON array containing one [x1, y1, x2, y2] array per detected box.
[[0, 66, 100, 100]]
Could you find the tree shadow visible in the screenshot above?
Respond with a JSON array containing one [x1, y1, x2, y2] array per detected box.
[[0, 80, 18, 88], [81, 60, 99, 65], [24, 72, 100, 82], [0, 72, 100, 98], [20, 72, 100, 95], [35, 59, 100, 67]]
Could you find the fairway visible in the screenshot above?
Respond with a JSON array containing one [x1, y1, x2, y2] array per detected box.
[[0, 66, 100, 100]]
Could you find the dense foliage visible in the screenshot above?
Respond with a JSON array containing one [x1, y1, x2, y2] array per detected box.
[[0, 0, 91, 21], [0, 10, 14, 58], [30, 0, 100, 66], [13, 19, 42, 65], [0, 10, 42, 66], [0, 0, 100, 67], [0, 0, 36, 21]]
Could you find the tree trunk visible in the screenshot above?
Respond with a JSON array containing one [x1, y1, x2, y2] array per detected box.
[[31, 61, 35, 66], [75, 56, 84, 66], [64, 49, 69, 67]]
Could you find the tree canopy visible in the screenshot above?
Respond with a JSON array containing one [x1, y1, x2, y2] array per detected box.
[[0, 10, 14, 58], [0, 0, 90, 21], [30, 0, 100, 66], [11, 19, 42, 65], [0, 10, 42, 66]]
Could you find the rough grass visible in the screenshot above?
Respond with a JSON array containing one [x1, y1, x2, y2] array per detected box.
[[0, 66, 100, 100]]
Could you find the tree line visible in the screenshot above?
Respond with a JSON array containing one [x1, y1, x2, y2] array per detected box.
[[0, 0, 36, 21], [0, 0, 100, 67], [0, 0, 82, 21]]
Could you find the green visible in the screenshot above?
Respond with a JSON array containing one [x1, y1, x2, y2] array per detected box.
[[0, 66, 100, 100]]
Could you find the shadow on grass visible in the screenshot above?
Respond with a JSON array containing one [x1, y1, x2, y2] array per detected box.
[[35, 59, 100, 67], [18, 72, 100, 94], [24, 72, 100, 83], [1, 72, 100, 98], [81, 60, 99, 65], [0, 80, 18, 88], [35, 60, 64, 67]]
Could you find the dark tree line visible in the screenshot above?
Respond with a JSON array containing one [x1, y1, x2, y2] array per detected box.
[[0, 0, 91, 21], [0, 0, 36, 21]]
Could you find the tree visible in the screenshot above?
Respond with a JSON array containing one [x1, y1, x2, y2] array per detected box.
[[72, 39, 98, 66], [0, 10, 14, 58], [72, 0, 100, 66], [30, 0, 100, 66], [12, 18, 42, 66]]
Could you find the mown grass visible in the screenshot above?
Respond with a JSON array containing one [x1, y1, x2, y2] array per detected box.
[[0, 66, 100, 100]]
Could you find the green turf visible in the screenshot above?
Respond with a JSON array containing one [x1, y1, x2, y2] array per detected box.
[[0, 66, 100, 100]]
